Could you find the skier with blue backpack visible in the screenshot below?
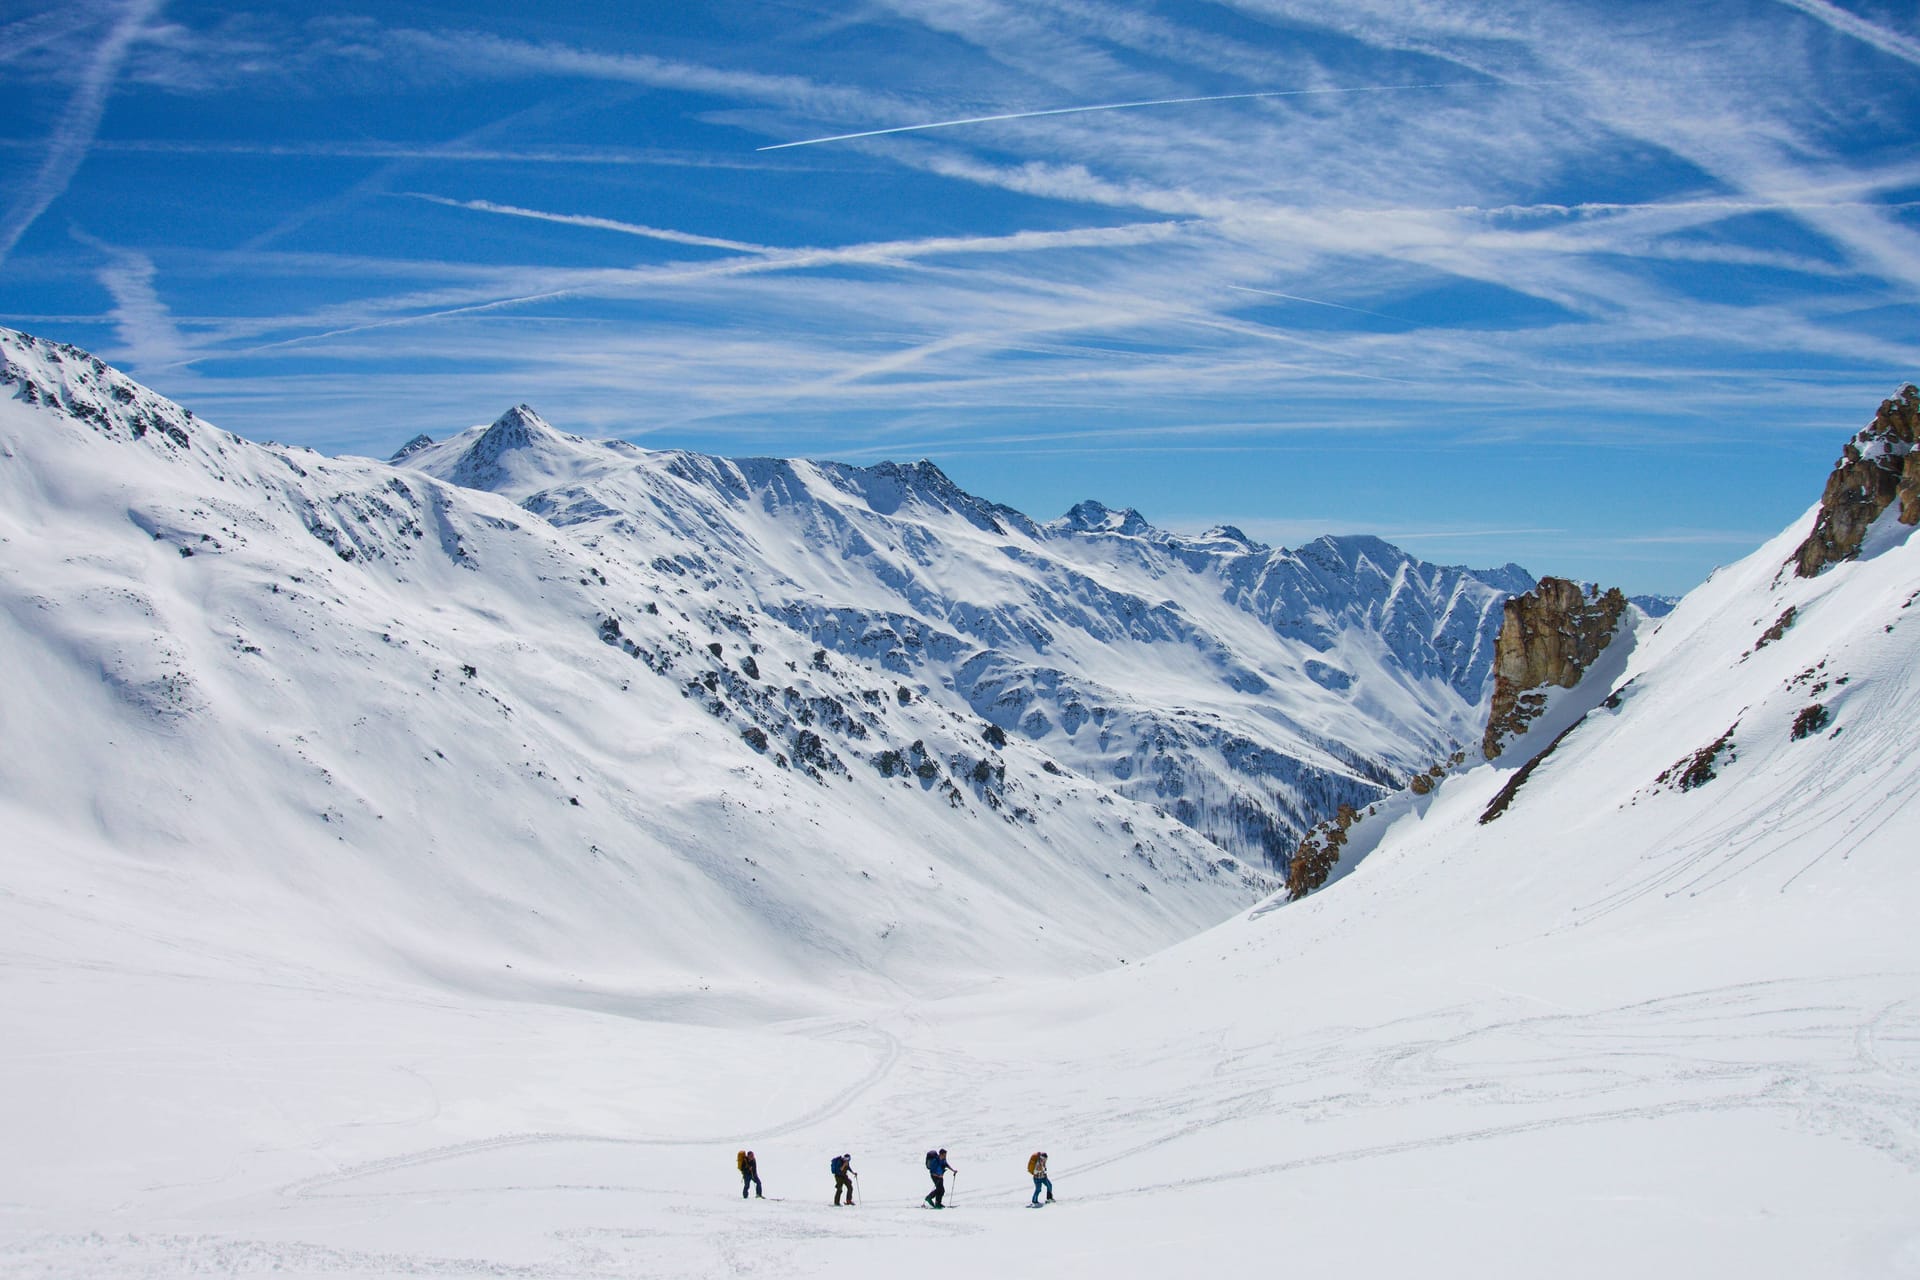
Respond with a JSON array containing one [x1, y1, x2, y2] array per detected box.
[[923, 1148, 956, 1208], [829, 1153, 856, 1206]]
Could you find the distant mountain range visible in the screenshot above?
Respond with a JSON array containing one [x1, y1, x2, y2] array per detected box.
[[396, 399, 1537, 871], [3, 326, 1535, 985]]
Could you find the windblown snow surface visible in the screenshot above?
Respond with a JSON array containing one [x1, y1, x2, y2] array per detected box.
[[3, 330, 1918, 1277]]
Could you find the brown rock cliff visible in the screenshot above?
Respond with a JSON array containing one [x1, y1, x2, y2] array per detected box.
[[1792, 384, 1920, 577], [1482, 578, 1629, 759]]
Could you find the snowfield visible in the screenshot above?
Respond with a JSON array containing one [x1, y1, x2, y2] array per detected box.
[[2, 331, 1918, 1277]]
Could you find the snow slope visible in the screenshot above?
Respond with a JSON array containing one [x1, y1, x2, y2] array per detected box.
[[0, 319, 1534, 1005], [4, 330, 1917, 1277], [0, 328, 1272, 1004]]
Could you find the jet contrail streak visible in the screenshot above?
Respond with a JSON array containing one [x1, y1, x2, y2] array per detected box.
[[758, 81, 1500, 151], [1771, 0, 1920, 68], [403, 193, 776, 253], [1226, 285, 1410, 324]]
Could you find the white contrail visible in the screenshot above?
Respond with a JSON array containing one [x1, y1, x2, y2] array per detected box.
[[219, 218, 1188, 358], [1772, 0, 1920, 67], [1226, 285, 1409, 324], [402, 193, 777, 253], [758, 80, 1498, 151], [0, 0, 162, 268]]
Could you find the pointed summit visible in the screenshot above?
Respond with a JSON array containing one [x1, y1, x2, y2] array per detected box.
[[390, 433, 435, 463], [441, 405, 572, 492], [477, 404, 553, 453]]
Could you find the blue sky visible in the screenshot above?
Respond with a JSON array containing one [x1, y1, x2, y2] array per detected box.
[[2, 0, 1917, 594]]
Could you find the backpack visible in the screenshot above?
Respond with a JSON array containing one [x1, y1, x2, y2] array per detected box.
[[737, 1150, 748, 1171], [1028, 1152, 1044, 1175], [831, 1155, 847, 1177], [925, 1150, 941, 1173]]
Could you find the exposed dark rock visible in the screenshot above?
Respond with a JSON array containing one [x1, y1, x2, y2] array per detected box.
[[1753, 607, 1797, 652], [1657, 726, 1738, 792], [1791, 703, 1831, 741], [1792, 385, 1920, 577]]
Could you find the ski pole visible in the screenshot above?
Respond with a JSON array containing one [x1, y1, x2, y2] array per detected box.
[[852, 1171, 860, 1205], [950, 1170, 957, 1204]]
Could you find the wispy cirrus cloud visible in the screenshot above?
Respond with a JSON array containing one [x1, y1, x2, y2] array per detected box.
[[210, 211, 1197, 360], [0, 0, 162, 268], [0, 7, 107, 68], [69, 228, 192, 370], [0, 136, 793, 169], [6, 0, 1914, 593]]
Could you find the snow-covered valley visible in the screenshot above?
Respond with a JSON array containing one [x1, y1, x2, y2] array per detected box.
[[3, 331, 1917, 1277]]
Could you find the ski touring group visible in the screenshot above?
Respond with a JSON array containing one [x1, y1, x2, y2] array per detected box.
[[735, 1148, 1056, 1208]]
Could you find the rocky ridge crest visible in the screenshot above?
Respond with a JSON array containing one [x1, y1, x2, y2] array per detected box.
[[1792, 384, 1920, 578]]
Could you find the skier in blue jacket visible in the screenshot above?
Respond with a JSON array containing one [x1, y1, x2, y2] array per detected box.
[[923, 1148, 956, 1207]]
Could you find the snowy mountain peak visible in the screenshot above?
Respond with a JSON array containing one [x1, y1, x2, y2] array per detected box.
[[389, 432, 435, 463], [1059, 499, 1154, 538], [808, 456, 1026, 533], [400, 402, 604, 493], [449, 407, 557, 488], [870, 457, 957, 492], [483, 403, 553, 447]]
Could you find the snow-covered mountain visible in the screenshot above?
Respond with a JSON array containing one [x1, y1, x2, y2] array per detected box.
[[0, 327, 1523, 996], [396, 401, 1530, 869], [4, 324, 1917, 1276]]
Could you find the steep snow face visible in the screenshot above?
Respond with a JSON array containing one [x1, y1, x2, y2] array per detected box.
[[403, 418, 1529, 868], [0, 328, 1270, 1001]]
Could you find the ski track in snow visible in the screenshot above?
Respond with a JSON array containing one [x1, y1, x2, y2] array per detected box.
[[279, 1021, 904, 1203], [12, 976, 1920, 1277]]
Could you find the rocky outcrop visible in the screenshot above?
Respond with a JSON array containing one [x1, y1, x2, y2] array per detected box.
[[1285, 747, 1464, 897], [1792, 384, 1920, 578], [1285, 803, 1360, 900], [1482, 577, 1629, 759]]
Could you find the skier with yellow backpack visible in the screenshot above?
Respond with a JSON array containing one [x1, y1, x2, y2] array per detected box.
[[1027, 1151, 1053, 1206], [736, 1149, 763, 1199]]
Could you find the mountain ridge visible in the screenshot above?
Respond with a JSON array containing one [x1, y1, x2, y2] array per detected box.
[[397, 389, 1539, 865], [0, 323, 1537, 992]]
